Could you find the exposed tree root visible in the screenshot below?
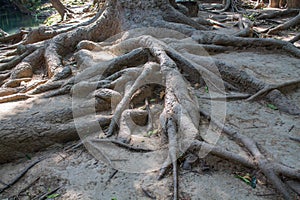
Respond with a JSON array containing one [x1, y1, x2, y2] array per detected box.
[[290, 33, 300, 43], [199, 110, 300, 200], [219, 0, 244, 12], [0, 30, 28, 44], [0, 47, 36, 71], [246, 78, 300, 101], [193, 31, 300, 58], [0, 157, 44, 194], [36, 186, 62, 200], [0, 0, 299, 199], [268, 11, 300, 34], [257, 9, 299, 20], [92, 139, 154, 152], [0, 93, 32, 103]]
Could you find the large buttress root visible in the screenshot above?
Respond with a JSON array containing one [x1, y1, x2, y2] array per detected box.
[[79, 35, 299, 199]]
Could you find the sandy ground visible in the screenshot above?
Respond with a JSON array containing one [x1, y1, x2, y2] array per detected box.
[[0, 51, 299, 200], [1, 1, 300, 199]]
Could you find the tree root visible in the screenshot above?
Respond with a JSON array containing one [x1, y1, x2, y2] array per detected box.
[[246, 78, 300, 101], [257, 9, 300, 20], [91, 139, 154, 152], [268, 12, 300, 35], [212, 60, 300, 115], [200, 109, 300, 200], [200, 93, 251, 101], [36, 186, 62, 200], [233, 14, 254, 37], [0, 48, 36, 71], [166, 118, 179, 200], [0, 93, 32, 103], [0, 30, 28, 44], [193, 31, 300, 58], [105, 62, 161, 137], [218, 0, 244, 13], [0, 157, 44, 194], [87, 32, 299, 198], [28, 80, 65, 95], [0, 1, 299, 199], [290, 33, 300, 43]]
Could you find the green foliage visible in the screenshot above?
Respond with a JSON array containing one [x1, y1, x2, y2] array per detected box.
[[46, 193, 60, 199], [235, 173, 257, 189], [145, 129, 159, 137], [44, 14, 61, 26], [267, 103, 278, 110], [10, 0, 42, 12], [243, 13, 256, 22], [205, 86, 209, 93]]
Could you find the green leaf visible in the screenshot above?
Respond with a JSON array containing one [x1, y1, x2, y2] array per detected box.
[[152, 129, 158, 135], [47, 193, 60, 199], [111, 198, 117, 200], [235, 175, 251, 184], [205, 86, 209, 93], [145, 129, 159, 137], [267, 104, 278, 110], [147, 130, 153, 135], [150, 98, 156, 102]]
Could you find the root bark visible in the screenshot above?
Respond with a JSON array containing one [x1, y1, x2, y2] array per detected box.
[[0, 0, 299, 199]]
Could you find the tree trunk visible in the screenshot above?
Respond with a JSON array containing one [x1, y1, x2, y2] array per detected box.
[[50, 0, 74, 21], [0, 0, 300, 199], [269, 0, 280, 7], [287, 0, 300, 8], [11, 0, 33, 15]]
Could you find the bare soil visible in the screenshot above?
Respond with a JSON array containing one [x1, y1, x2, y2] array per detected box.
[[0, 52, 299, 199], [0, 1, 300, 200]]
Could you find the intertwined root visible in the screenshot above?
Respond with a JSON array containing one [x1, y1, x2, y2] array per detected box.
[[69, 36, 299, 199], [1, 1, 300, 199]]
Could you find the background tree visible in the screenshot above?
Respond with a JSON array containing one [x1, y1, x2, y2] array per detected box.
[[50, 0, 74, 21]]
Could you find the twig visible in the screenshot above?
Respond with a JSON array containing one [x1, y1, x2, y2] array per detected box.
[[141, 186, 156, 199], [0, 158, 44, 194], [288, 125, 294, 133], [200, 93, 250, 101], [38, 186, 61, 200], [105, 169, 118, 185], [289, 136, 300, 143], [91, 139, 154, 152], [64, 140, 84, 152], [17, 177, 40, 197], [256, 193, 278, 197], [246, 78, 300, 102]]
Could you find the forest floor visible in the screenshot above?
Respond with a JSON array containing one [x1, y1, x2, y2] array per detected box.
[[0, 1, 300, 200]]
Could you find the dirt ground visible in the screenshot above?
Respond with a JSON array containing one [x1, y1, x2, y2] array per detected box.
[[0, 1, 300, 200], [0, 51, 299, 199]]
